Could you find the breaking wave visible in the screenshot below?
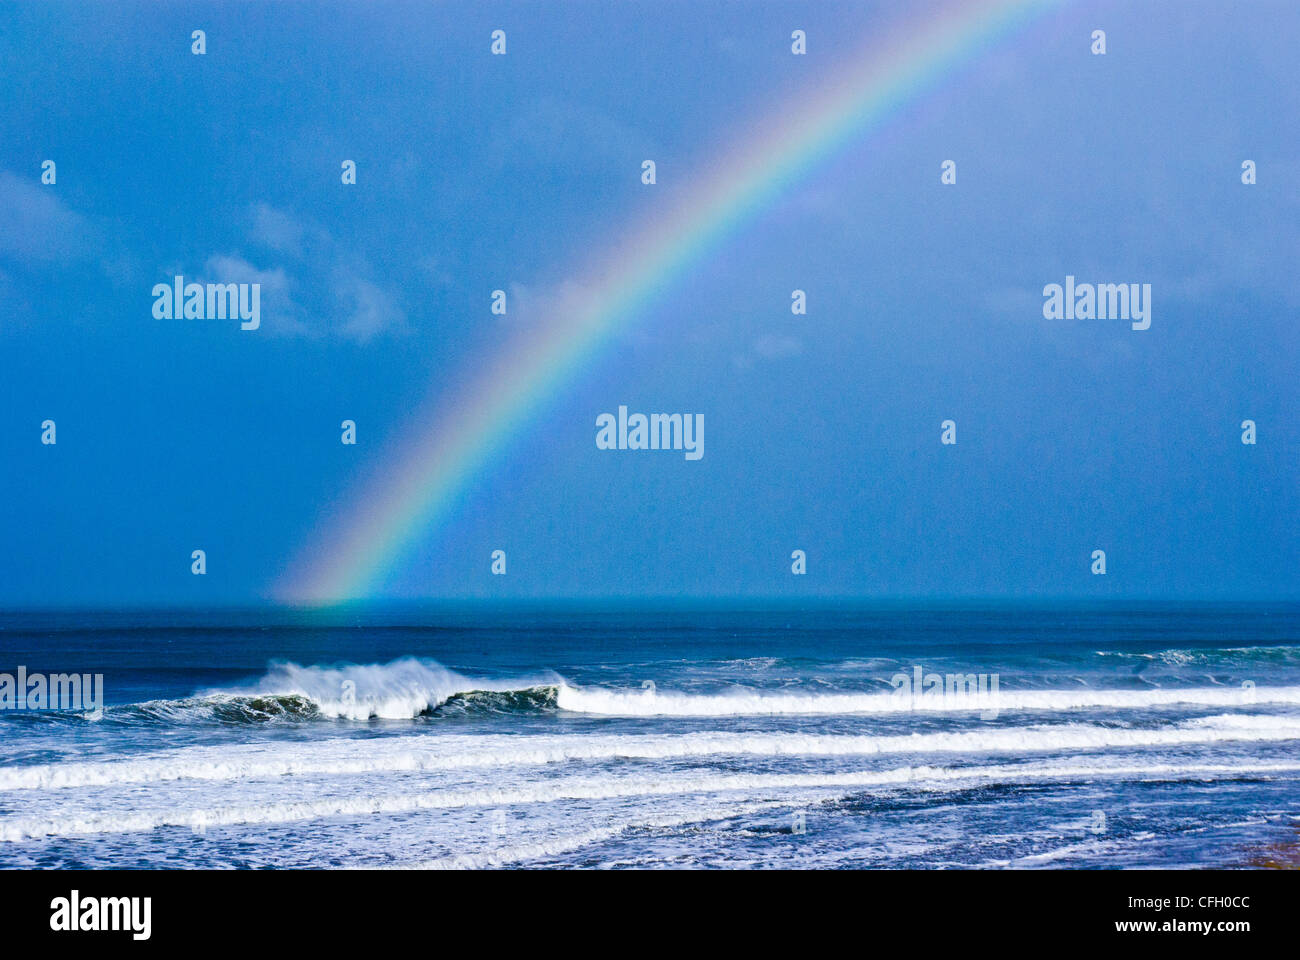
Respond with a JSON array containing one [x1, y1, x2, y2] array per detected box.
[[69, 656, 1300, 728], [83, 659, 560, 725], [202, 658, 558, 721], [6, 758, 1299, 844], [4, 713, 1300, 792], [1096, 644, 1300, 667], [554, 683, 1300, 716]]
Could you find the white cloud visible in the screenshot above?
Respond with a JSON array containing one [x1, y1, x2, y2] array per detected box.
[[0, 170, 92, 264], [201, 254, 309, 337], [189, 204, 408, 341], [506, 278, 600, 327], [334, 270, 405, 342], [248, 203, 307, 257]]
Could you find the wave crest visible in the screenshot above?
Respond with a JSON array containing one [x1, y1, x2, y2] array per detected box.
[[91, 659, 561, 725]]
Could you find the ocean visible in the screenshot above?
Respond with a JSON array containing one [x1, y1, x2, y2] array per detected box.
[[1, 604, 1298, 869]]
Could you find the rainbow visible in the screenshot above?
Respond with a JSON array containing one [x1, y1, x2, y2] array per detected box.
[[279, 0, 1062, 603]]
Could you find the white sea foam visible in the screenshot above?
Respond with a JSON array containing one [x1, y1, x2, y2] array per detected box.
[[385, 800, 793, 870], [4, 713, 1298, 792], [4, 759, 1299, 843], [1096, 645, 1300, 666], [184, 658, 1300, 722], [554, 683, 1300, 716]]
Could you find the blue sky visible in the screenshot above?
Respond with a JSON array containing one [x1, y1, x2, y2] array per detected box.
[[1, 0, 1296, 606]]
